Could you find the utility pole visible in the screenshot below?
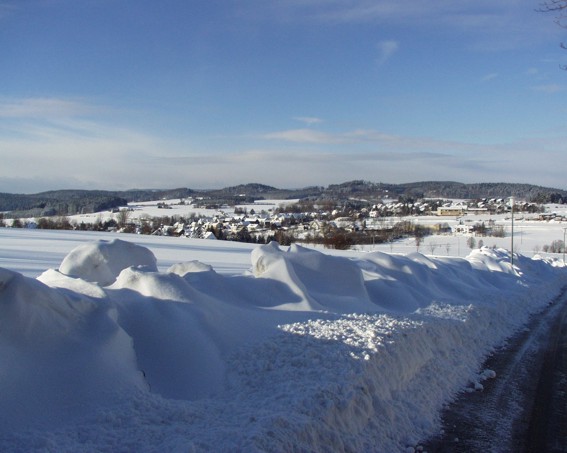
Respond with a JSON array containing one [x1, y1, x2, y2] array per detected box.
[[510, 197, 514, 267], [563, 227, 566, 264]]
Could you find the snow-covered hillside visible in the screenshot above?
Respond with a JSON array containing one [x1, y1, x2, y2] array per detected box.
[[0, 230, 565, 452]]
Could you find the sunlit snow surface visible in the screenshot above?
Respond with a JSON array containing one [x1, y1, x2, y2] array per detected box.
[[0, 228, 565, 452]]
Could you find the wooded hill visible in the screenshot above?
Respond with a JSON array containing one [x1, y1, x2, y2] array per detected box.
[[1, 181, 566, 217]]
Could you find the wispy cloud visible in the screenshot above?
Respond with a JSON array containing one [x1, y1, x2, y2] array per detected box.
[[262, 128, 345, 144], [3, 119, 566, 192], [2, 96, 567, 193], [481, 73, 498, 82], [376, 40, 399, 65], [152, 133, 567, 190], [0, 96, 178, 191], [0, 97, 98, 119], [526, 67, 539, 76], [284, 1, 430, 24], [293, 116, 324, 125], [261, 127, 474, 151], [532, 83, 565, 93], [253, 1, 546, 51]]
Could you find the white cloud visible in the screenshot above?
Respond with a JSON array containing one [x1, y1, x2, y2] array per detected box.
[[533, 84, 565, 93], [280, 0, 430, 24], [152, 135, 567, 190], [0, 97, 98, 118], [0, 97, 178, 191], [261, 127, 476, 152], [3, 123, 566, 192], [262, 128, 345, 144], [376, 40, 399, 65], [2, 96, 567, 193], [293, 116, 324, 125], [254, 0, 547, 51]]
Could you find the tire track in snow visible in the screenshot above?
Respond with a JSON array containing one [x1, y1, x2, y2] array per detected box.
[[523, 290, 567, 453], [423, 287, 567, 452]]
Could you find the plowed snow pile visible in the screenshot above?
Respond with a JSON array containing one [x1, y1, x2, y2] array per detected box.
[[0, 239, 565, 452]]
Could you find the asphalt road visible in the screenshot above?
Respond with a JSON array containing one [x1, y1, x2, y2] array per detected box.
[[423, 288, 567, 453]]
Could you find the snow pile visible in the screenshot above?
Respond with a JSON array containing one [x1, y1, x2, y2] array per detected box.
[[0, 239, 565, 452], [58, 238, 158, 286], [0, 267, 145, 434]]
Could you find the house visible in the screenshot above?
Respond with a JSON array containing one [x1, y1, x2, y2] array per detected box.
[[451, 224, 474, 235], [202, 231, 216, 240], [466, 207, 489, 215], [437, 206, 467, 217], [332, 217, 355, 230]]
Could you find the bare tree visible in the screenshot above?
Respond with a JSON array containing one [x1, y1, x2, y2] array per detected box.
[[467, 236, 477, 250], [116, 208, 131, 228], [414, 224, 428, 252], [414, 237, 422, 252], [56, 216, 72, 230], [539, 0, 567, 67], [539, 1, 567, 16], [428, 241, 438, 254]]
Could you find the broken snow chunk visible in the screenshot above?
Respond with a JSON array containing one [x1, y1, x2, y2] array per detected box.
[[480, 369, 497, 380], [167, 260, 214, 276]]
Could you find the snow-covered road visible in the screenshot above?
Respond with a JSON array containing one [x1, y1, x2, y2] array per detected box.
[[424, 288, 567, 452], [523, 292, 567, 453]]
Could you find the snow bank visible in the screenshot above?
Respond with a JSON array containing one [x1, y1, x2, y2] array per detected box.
[[251, 242, 375, 312], [59, 238, 158, 286], [0, 267, 145, 433], [0, 240, 565, 452]]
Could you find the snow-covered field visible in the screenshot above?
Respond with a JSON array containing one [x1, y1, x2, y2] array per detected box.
[[0, 214, 566, 451]]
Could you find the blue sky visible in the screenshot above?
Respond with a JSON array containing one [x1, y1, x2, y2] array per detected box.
[[1, 0, 566, 193]]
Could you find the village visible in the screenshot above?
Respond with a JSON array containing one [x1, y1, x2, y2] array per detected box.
[[5, 193, 566, 252], [96, 196, 554, 250]]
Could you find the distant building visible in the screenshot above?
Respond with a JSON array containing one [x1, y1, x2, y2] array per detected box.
[[466, 207, 489, 215], [451, 224, 474, 235], [437, 206, 466, 216]]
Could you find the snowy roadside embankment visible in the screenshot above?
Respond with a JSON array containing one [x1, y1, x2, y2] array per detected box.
[[0, 239, 565, 452]]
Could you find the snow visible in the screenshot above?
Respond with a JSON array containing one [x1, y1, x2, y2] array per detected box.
[[0, 228, 566, 452], [59, 239, 158, 286]]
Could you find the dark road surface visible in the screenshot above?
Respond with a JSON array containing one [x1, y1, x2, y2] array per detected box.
[[423, 288, 567, 453]]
